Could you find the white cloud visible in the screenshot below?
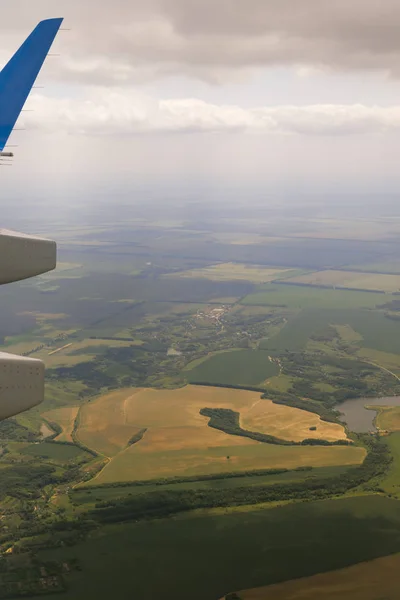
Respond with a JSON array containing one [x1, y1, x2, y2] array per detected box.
[[21, 90, 400, 137]]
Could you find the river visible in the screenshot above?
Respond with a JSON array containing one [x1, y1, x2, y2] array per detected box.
[[338, 396, 400, 433]]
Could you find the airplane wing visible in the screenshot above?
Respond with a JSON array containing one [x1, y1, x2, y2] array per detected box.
[[0, 18, 63, 152], [0, 19, 63, 422]]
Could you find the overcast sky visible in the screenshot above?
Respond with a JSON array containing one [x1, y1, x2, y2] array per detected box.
[[3, 0, 400, 198]]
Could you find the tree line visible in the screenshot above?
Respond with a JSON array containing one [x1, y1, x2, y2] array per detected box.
[[88, 435, 391, 524]]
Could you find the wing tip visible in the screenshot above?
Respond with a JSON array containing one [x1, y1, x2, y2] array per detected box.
[[37, 17, 64, 27]]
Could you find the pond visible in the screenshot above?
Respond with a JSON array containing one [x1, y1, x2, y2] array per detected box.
[[338, 396, 400, 433]]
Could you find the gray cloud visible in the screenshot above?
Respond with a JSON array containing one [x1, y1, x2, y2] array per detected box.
[[2, 0, 400, 84]]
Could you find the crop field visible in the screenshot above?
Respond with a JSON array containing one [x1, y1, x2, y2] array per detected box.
[[72, 466, 350, 505], [75, 386, 363, 484], [37, 495, 400, 600], [76, 388, 145, 457], [376, 407, 400, 432], [381, 433, 400, 495], [19, 442, 86, 461], [257, 306, 400, 355], [285, 269, 400, 292], [259, 308, 358, 353], [42, 406, 80, 442], [241, 399, 347, 442], [241, 283, 387, 310], [343, 260, 400, 274], [186, 349, 280, 386], [94, 441, 361, 483], [164, 263, 292, 283], [238, 552, 400, 600]]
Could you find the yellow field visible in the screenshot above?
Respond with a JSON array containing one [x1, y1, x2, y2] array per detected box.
[[76, 389, 144, 457], [236, 553, 400, 600], [375, 406, 400, 431], [76, 386, 364, 484], [164, 263, 291, 283], [241, 399, 347, 442], [42, 406, 79, 442], [285, 269, 400, 292]]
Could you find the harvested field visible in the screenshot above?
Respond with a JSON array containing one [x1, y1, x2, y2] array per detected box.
[[241, 399, 347, 442], [236, 552, 400, 600], [76, 386, 363, 484], [42, 406, 80, 442], [76, 388, 144, 457], [376, 407, 400, 432], [285, 269, 400, 292], [93, 439, 362, 484]]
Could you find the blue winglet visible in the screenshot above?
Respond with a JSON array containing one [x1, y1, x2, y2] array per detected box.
[[0, 18, 63, 150]]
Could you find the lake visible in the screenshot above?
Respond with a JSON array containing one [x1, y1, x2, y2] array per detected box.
[[338, 396, 400, 432]]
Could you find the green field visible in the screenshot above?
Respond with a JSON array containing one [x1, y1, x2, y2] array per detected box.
[[259, 309, 335, 352], [20, 442, 88, 461], [72, 466, 352, 505], [36, 495, 400, 600], [381, 433, 400, 495], [186, 349, 279, 386], [241, 284, 389, 310], [257, 306, 400, 355]]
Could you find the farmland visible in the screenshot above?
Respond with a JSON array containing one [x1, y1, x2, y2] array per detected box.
[[284, 269, 400, 292], [381, 433, 400, 496], [376, 407, 400, 432], [186, 349, 280, 386], [74, 386, 361, 483], [19, 441, 87, 462], [42, 406, 80, 442], [241, 283, 388, 309], [5, 197, 400, 598], [164, 263, 293, 283], [36, 495, 400, 600], [237, 552, 400, 600]]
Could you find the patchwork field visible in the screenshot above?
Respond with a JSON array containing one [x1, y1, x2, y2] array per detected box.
[[236, 552, 400, 600], [164, 263, 292, 283], [285, 269, 400, 292], [42, 406, 80, 442], [75, 386, 363, 484]]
